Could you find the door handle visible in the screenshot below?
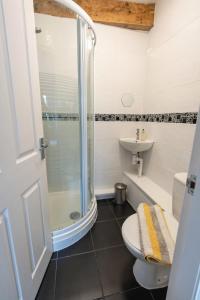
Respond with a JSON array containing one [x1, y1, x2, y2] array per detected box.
[[40, 137, 48, 160]]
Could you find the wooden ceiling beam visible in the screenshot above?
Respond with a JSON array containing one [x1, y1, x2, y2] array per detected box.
[[33, 0, 155, 31]]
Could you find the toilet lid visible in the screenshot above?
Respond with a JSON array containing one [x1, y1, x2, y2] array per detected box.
[[122, 214, 141, 254], [122, 212, 179, 254]]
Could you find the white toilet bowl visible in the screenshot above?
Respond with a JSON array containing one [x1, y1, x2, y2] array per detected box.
[[122, 212, 178, 289]]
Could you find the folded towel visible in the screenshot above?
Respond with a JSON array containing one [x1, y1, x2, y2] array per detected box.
[[137, 203, 175, 265]]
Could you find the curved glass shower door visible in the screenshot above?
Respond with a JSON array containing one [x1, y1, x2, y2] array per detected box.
[[77, 19, 95, 216], [35, 10, 95, 232], [86, 27, 95, 210]]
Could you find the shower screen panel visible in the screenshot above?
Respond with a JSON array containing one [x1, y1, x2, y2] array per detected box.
[[86, 29, 95, 210], [35, 10, 95, 232], [36, 13, 81, 230]]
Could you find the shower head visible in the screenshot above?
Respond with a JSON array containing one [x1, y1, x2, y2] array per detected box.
[[35, 27, 42, 34]]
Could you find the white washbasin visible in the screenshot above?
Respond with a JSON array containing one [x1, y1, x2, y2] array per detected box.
[[120, 138, 154, 154]]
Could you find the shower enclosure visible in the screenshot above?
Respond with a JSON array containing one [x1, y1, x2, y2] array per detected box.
[[35, 0, 97, 250]]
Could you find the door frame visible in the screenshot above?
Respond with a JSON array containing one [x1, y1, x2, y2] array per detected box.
[[167, 107, 200, 300]]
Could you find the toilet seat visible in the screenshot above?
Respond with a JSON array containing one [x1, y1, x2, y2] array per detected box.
[[122, 213, 144, 260], [122, 211, 179, 262]]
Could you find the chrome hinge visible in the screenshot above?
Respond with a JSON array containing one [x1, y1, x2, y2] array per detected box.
[[186, 174, 197, 195]]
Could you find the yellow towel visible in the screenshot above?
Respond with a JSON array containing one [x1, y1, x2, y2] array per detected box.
[[137, 203, 175, 265]]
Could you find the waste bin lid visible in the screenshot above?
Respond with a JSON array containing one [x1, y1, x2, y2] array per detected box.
[[115, 183, 127, 190]]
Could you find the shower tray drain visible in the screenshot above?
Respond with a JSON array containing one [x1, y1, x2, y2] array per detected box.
[[70, 211, 81, 220]]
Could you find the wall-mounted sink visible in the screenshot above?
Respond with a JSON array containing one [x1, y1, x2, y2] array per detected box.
[[119, 138, 154, 154]]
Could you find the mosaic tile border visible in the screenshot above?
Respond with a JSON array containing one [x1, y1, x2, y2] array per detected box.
[[42, 112, 94, 121], [42, 112, 80, 121], [42, 112, 198, 124], [95, 112, 198, 124]]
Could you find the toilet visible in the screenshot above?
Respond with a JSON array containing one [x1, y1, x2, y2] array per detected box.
[[122, 173, 187, 289]]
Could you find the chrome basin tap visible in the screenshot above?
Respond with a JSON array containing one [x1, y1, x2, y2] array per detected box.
[[136, 128, 140, 141]]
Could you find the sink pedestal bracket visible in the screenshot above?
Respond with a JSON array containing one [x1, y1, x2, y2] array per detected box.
[[132, 153, 143, 177]]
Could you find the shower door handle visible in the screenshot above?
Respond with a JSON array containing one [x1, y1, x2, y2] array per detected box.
[[39, 137, 48, 160]]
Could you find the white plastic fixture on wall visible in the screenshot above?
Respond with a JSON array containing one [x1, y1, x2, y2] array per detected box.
[[121, 93, 135, 108]]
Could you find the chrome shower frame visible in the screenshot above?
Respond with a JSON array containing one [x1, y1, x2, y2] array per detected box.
[[51, 0, 97, 251]]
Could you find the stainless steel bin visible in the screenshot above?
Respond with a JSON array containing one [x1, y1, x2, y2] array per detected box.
[[114, 183, 127, 205]]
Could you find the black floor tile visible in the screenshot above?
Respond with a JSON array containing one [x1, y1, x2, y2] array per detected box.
[[110, 201, 135, 218], [37, 199, 140, 300], [97, 199, 113, 205], [97, 201, 115, 222], [151, 287, 168, 300], [55, 253, 102, 300], [116, 218, 126, 228], [105, 287, 153, 300], [96, 246, 138, 296], [51, 251, 57, 260], [36, 260, 56, 300], [58, 232, 93, 258], [91, 220, 123, 250]]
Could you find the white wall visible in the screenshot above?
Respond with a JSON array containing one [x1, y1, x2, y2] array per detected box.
[[35, 14, 78, 78], [145, 0, 200, 114], [94, 122, 144, 191], [35, 6, 200, 197], [142, 0, 200, 194], [95, 24, 148, 114], [142, 122, 195, 193], [94, 24, 148, 190]]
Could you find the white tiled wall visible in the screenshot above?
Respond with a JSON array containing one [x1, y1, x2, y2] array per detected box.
[[148, 0, 200, 51], [35, 14, 78, 78], [142, 0, 200, 194], [94, 24, 148, 114], [94, 25, 149, 190], [40, 72, 79, 114], [142, 122, 195, 193], [145, 9, 200, 114], [94, 122, 139, 190], [95, 0, 200, 194]]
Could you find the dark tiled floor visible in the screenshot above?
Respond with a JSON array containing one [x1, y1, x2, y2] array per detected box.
[[96, 246, 138, 296], [36, 260, 56, 300], [91, 220, 123, 250], [55, 253, 102, 300], [150, 287, 168, 300], [110, 201, 134, 219], [116, 217, 126, 228], [105, 287, 154, 300], [96, 200, 115, 222], [36, 199, 167, 300], [58, 232, 93, 258]]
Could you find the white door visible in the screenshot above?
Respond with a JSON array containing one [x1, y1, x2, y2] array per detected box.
[[0, 0, 52, 299], [167, 107, 200, 300]]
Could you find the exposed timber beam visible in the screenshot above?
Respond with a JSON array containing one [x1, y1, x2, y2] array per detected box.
[[33, 0, 155, 31]]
